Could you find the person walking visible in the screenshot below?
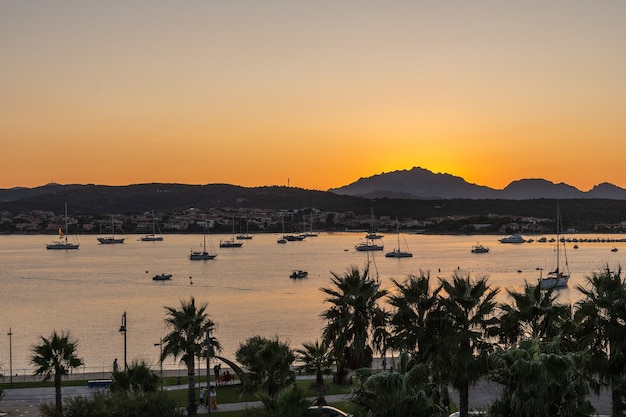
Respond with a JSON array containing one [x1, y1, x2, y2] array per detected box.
[[209, 385, 217, 409]]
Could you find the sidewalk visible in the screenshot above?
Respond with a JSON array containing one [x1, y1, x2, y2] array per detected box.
[[0, 374, 613, 416]]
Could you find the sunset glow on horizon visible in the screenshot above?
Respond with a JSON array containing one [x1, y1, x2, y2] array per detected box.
[[3, 2, 626, 192]]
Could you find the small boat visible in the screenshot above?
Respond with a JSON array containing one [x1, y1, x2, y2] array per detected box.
[[152, 273, 172, 281], [98, 215, 125, 244], [540, 205, 570, 290], [611, 247, 618, 252], [277, 237, 287, 244], [190, 219, 217, 260], [385, 217, 412, 258], [141, 210, 163, 241], [499, 233, 525, 244], [471, 243, 489, 253], [46, 203, 80, 250], [290, 270, 308, 279]]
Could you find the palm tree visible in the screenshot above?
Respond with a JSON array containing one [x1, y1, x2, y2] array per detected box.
[[350, 352, 444, 417], [110, 360, 160, 393], [31, 330, 84, 415], [161, 297, 221, 417], [488, 337, 594, 417], [236, 335, 296, 398], [387, 272, 441, 359], [498, 281, 569, 346], [296, 340, 333, 405], [575, 266, 626, 416], [431, 273, 499, 417], [320, 265, 389, 384]]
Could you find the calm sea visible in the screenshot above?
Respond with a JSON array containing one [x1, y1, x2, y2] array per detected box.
[[0, 232, 624, 374]]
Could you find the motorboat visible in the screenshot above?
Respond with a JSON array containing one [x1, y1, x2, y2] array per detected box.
[[355, 241, 384, 251], [290, 270, 308, 279], [47, 203, 80, 250], [471, 243, 489, 253], [499, 233, 525, 244], [152, 273, 172, 281]]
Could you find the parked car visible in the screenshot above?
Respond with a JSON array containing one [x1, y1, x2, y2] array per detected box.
[[308, 405, 352, 417]]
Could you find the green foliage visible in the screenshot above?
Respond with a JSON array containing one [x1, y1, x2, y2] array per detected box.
[[110, 360, 160, 393], [31, 330, 84, 414], [320, 265, 389, 383], [256, 384, 313, 417], [350, 353, 444, 417], [488, 338, 594, 417], [162, 297, 220, 417], [235, 335, 296, 398], [44, 390, 185, 417], [296, 340, 333, 405]]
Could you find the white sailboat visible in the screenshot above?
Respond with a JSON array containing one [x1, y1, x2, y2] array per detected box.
[[141, 210, 163, 241], [236, 219, 253, 240], [46, 203, 80, 250], [97, 215, 125, 244], [539, 204, 570, 289], [356, 208, 384, 251], [277, 215, 287, 244], [190, 218, 217, 260], [385, 217, 412, 258], [220, 216, 243, 248]]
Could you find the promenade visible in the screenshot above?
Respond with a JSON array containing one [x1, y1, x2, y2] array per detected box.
[[0, 370, 613, 416]]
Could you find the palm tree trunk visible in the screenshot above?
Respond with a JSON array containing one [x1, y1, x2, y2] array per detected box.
[[54, 372, 63, 413], [187, 363, 197, 417], [459, 382, 469, 417], [315, 371, 326, 405]]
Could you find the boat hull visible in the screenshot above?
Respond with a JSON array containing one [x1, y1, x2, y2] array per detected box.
[[98, 237, 125, 244], [540, 274, 569, 289], [385, 250, 412, 258], [46, 242, 79, 250], [190, 251, 216, 260]]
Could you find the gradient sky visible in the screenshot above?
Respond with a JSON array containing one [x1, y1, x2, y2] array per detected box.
[[2, 1, 626, 191]]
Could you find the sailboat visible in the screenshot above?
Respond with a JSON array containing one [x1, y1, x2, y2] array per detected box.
[[220, 216, 243, 248], [355, 209, 384, 251], [385, 217, 412, 258], [46, 203, 80, 250], [302, 213, 318, 237], [277, 215, 287, 244], [190, 218, 217, 260], [539, 204, 570, 289], [97, 215, 125, 244], [141, 210, 163, 241], [236, 219, 253, 240]]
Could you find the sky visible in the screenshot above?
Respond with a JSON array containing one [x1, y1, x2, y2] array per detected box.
[[2, 1, 626, 192]]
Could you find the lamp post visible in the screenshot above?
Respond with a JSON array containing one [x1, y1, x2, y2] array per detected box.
[[154, 338, 163, 378], [118, 311, 127, 370], [206, 329, 211, 417], [7, 328, 13, 386]]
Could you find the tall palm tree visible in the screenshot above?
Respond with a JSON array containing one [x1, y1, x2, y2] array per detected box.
[[295, 340, 333, 405], [387, 272, 441, 359], [431, 273, 499, 417], [575, 266, 626, 416], [161, 297, 221, 417], [498, 281, 569, 346], [31, 330, 84, 414], [320, 265, 389, 384]]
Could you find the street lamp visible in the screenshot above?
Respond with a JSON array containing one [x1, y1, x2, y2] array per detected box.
[[119, 311, 127, 370], [154, 338, 163, 378], [7, 327, 12, 386]]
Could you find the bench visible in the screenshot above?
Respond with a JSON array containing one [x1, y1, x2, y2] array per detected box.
[[87, 379, 112, 388]]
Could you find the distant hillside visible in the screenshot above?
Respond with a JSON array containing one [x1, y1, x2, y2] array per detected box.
[[328, 167, 626, 200]]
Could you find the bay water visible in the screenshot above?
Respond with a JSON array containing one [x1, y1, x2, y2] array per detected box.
[[0, 232, 624, 375]]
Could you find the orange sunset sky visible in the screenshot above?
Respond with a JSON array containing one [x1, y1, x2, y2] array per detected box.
[[2, 1, 626, 192]]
